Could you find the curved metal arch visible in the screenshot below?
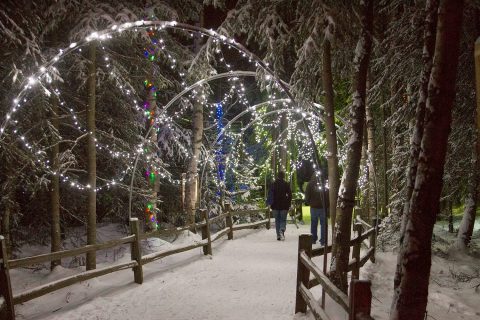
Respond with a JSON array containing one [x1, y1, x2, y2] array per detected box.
[[128, 69, 332, 217], [0, 18, 329, 222], [127, 71, 291, 217], [1, 20, 290, 135], [198, 107, 330, 201], [203, 98, 344, 146]]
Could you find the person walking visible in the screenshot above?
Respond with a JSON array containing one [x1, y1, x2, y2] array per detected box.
[[305, 173, 329, 245], [268, 171, 292, 241]]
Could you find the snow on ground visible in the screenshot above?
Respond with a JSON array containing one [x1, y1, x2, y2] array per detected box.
[[363, 251, 480, 320], [364, 219, 480, 320], [11, 221, 480, 320]]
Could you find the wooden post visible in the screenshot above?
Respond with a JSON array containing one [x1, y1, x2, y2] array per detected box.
[[352, 223, 363, 280], [129, 218, 143, 284], [200, 209, 212, 255], [266, 208, 271, 230], [225, 203, 233, 240], [370, 218, 380, 263], [295, 234, 312, 314], [0, 236, 15, 320], [349, 280, 373, 320]]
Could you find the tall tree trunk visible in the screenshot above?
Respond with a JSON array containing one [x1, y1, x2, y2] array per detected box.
[[381, 99, 389, 216], [402, 0, 439, 222], [50, 94, 61, 270], [86, 41, 97, 271], [1, 198, 11, 258], [392, 0, 439, 295], [185, 99, 203, 225], [181, 173, 186, 211], [271, 126, 278, 175], [279, 114, 288, 172], [390, 1, 464, 319], [330, 0, 374, 293], [366, 87, 376, 220], [322, 32, 340, 232], [146, 87, 159, 231], [456, 185, 477, 250], [361, 120, 369, 217], [291, 140, 298, 193], [185, 11, 204, 224], [455, 37, 480, 250]]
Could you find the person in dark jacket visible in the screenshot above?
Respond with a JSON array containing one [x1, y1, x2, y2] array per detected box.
[[269, 171, 292, 241], [305, 172, 329, 245]]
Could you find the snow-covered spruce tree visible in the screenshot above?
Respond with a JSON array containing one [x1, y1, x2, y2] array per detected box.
[[0, 0, 207, 249], [390, 0, 464, 318], [368, 1, 423, 223], [40, 1, 154, 266], [370, 1, 434, 248], [451, 5, 480, 252], [61, 0, 203, 235], [372, 0, 479, 250], [0, 0, 65, 254]]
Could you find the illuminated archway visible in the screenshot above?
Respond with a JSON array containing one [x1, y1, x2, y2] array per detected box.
[[1, 20, 337, 223]]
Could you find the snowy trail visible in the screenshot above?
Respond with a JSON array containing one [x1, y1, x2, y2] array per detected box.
[[13, 222, 480, 320], [15, 224, 318, 320]]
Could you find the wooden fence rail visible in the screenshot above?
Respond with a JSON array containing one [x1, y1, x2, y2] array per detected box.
[[308, 220, 377, 290], [0, 207, 270, 320], [295, 216, 380, 320], [8, 235, 136, 269], [13, 261, 138, 305], [300, 250, 349, 311]]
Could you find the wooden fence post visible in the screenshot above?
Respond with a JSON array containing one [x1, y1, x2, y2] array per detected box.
[[200, 209, 212, 255], [0, 236, 15, 320], [349, 280, 373, 320], [370, 218, 380, 263], [129, 218, 143, 284], [295, 234, 312, 314], [265, 208, 271, 230], [225, 203, 233, 240], [352, 223, 362, 280]]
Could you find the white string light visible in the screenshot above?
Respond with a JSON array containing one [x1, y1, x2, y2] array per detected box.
[[2, 20, 340, 204]]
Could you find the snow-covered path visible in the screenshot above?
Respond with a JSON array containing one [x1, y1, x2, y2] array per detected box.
[[14, 224, 318, 320], [148, 227, 300, 320], [13, 221, 480, 320]]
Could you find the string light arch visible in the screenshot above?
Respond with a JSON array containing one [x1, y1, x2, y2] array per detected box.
[[0, 20, 341, 224]]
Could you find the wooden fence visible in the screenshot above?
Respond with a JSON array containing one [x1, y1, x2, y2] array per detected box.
[[295, 216, 380, 320], [0, 206, 270, 320]]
